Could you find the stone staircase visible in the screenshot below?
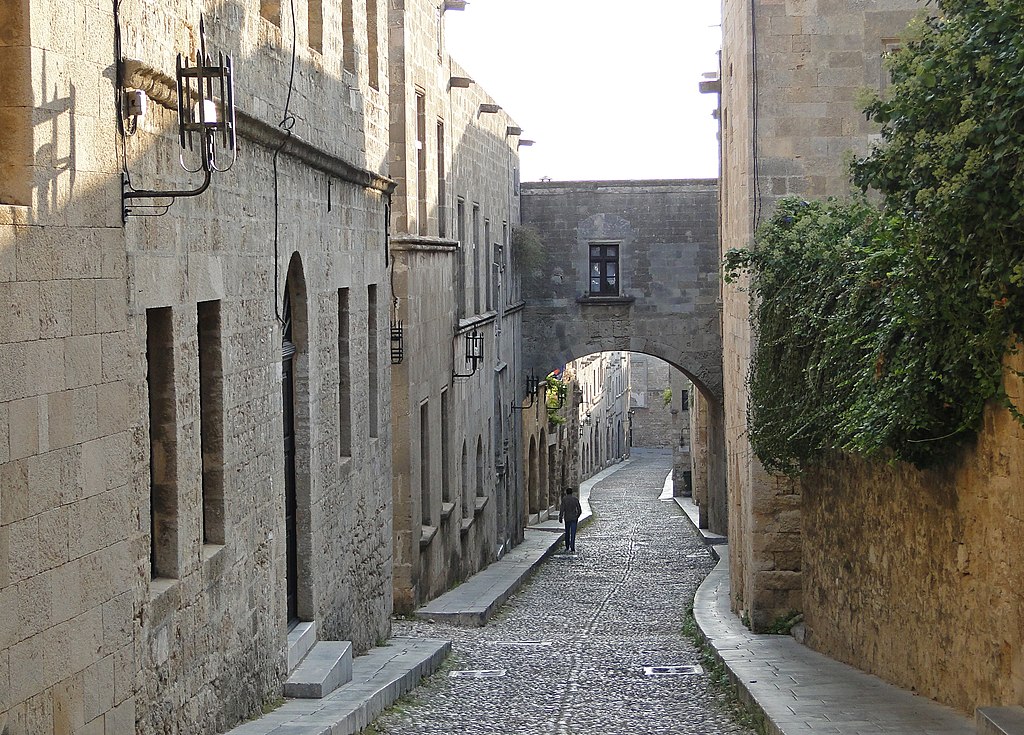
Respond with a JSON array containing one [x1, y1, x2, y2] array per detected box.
[[285, 622, 353, 699]]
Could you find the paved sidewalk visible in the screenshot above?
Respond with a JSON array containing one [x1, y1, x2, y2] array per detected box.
[[693, 547, 974, 735]]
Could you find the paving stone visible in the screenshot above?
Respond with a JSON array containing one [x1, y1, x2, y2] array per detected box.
[[373, 454, 755, 735]]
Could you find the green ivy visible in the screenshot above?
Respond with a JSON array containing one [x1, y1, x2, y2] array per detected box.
[[725, 2, 1024, 474]]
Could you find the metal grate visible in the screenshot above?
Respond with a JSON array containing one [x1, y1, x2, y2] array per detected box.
[[643, 665, 704, 677], [450, 669, 508, 679]]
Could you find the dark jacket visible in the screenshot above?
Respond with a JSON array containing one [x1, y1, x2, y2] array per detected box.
[[559, 494, 582, 523]]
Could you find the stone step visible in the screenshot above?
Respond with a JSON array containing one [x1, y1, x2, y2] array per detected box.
[[287, 621, 317, 673], [284, 641, 353, 699], [977, 707, 1024, 735]]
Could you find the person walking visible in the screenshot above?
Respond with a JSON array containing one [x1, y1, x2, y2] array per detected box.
[[558, 487, 583, 553]]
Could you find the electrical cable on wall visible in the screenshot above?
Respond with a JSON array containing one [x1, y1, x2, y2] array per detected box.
[[273, 0, 299, 324]]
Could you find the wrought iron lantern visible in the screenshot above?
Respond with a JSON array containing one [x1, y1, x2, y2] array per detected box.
[[123, 17, 236, 216], [511, 371, 539, 410], [453, 328, 484, 378], [390, 321, 404, 365]]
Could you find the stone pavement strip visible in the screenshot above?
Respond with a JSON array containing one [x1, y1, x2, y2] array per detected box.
[[223, 637, 449, 735], [373, 453, 754, 735], [693, 547, 975, 735]]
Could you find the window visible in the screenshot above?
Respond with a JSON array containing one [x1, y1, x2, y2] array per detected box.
[[456, 198, 466, 315], [484, 219, 491, 309], [472, 205, 481, 313], [461, 441, 469, 518], [365, 0, 380, 89], [308, 0, 323, 52], [502, 222, 509, 303], [367, 285, 378, 437], [437, 121, 447, 238], [338, 288, 352, 457], [416, 91, 428, 235], [147, 307, 178, 579], [260, 0, 281, 24], [342, 0, 355, 73], [197, 300, 224, 546], [589, 242, 620, 296], [441, 389, 451, 504], [420, 401, 431, 525], [1, 2, 30, 205]]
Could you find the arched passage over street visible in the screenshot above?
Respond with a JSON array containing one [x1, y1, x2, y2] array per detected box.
[[520, 180, 726, 532]]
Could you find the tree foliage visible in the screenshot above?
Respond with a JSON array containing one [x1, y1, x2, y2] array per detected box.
[[726, 0, 1024, 473]]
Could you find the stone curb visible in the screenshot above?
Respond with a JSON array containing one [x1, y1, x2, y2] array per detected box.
[[691, 547, 973, 735]]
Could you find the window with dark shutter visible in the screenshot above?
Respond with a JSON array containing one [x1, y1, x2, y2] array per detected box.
[[589, 243, 620, 296]]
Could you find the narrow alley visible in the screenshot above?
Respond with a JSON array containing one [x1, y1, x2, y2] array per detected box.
[[372, 453, 754, 735]]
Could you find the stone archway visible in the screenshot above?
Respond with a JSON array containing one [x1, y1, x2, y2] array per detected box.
[[520, 180, 727, 533], [282, 252, 313, 624]]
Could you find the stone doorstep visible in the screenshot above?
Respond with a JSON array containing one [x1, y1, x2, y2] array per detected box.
[[287, 622, 318, 674], [978, 707, 1024, 735], [223, 638, 450, 735], [284, 641, 353, 699]]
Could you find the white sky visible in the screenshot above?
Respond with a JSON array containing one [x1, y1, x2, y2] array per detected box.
[[444, 0, 723, 183]]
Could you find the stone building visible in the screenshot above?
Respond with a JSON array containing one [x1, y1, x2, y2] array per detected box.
[[386, 0, 527, 612], [573, 352, 630, 479], [720, 0, 1024, 715], [628, 353, 675, 450], [1, 0, 395, 732], [519, 372, 577, 525]]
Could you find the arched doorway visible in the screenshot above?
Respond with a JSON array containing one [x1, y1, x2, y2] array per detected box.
[[282, 253, 309, 626]]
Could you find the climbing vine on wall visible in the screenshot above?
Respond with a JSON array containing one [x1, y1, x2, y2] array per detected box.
[[725, 0, 1024, 474]]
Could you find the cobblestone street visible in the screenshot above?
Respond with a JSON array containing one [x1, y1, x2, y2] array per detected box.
[[374, 453, 755, 735]]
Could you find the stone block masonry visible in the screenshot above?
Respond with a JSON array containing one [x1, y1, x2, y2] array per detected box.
[[1, 1, 396, 734]]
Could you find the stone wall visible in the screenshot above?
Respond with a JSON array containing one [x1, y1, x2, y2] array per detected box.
[[1, 0, 396, 732], [0, 0, 139, 732], [387, 0, 524, 612], [521, 180, 726, 530], [801, 353, 1024, 712], [520, 180, 722, 401], [719, 0, 921, 630], [629, 354, 674, 450]]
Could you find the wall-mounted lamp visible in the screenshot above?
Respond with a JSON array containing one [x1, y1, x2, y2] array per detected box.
[[511, 371, 539, 410], [478, 103, 502, 115], [443, 0, 468, 11], [518, 139, 535, 149], [449, 76, 474, 89], [453, 328, 484, 379], [582, 412, 592, 426], [390, 321, 404, 364], [506, 126, 522, 137], [123, 17, 236, 218]]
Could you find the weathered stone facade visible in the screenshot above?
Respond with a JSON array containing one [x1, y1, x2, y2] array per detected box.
[[519, 376, 577, 524], [721, 0, 1024, 715], [719, 0, 921, 630], [387, 0, 525, 612], [2, 0, 395, 732], [572, 352, 630, 481], [800, 357, 1024, 711], [628, 354, 673, 450], [520, 180, 726, 530]]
